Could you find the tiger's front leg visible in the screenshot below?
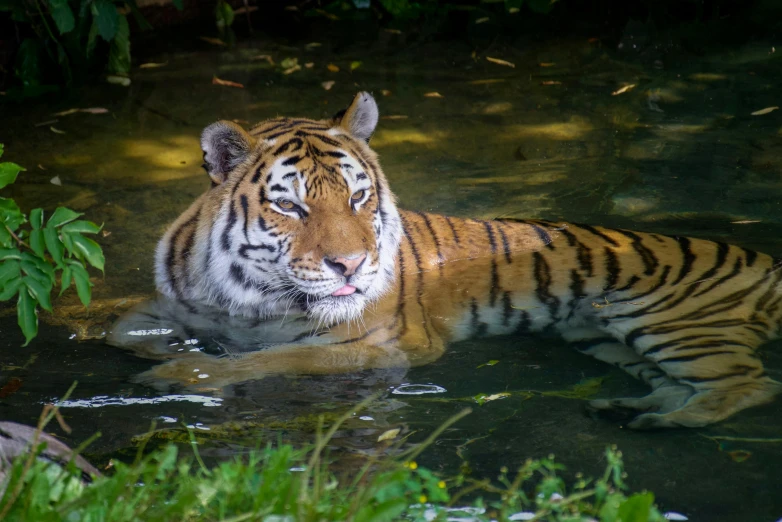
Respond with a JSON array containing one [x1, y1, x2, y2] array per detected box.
[[134, 326, 445, 391]]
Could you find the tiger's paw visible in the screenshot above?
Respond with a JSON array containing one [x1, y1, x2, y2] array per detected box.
[[132, 355, 252, 391]]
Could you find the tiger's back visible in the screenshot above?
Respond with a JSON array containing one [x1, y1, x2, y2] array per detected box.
[[115, 92, 781, 429]]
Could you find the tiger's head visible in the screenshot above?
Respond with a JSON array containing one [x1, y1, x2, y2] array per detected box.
[[155, 92, 403, 326]]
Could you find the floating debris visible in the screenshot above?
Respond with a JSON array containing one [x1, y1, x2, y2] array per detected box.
[[381, 89, 392, 96], [377, 428, 400, 442], [486, 56, 515, 68], [106, 75, 131, 86], [321, 81, 335, 91], [50, 126, 66, 134], [50, 176, 62, 186], [233, 5, 257, 14], [305, 62, 314, 69], [477, 359, 499, 368], [539, 62, 556, 67], [391, 384, 447, 395], [469, 79, 506, 85], [212, 76, 244, 88], [541, 80, 562, 85], [731, 220, 761, 224], [381, 115, 408, 120], [384, 28, 403, 35], [424, 92, 444, 98], [350, 61, 362, 71], [251, 54, 275, 65], [139, 62, 168, 69], [473, 392, 510, 405], [53, 107, 109, 116], [475, 17, 489, 24], [751, 106, 778, 116], [199, 36, 227, 46], [34, 119, 58, 127], [305, 42, 322, 49], [327, 63, 340, 72], [612, 84, 637, 95], [663, 513, 689, 521]]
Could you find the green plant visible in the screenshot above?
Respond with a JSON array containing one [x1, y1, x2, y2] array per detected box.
[[0, 144, 105, 345], [0, 396, 666, 521]]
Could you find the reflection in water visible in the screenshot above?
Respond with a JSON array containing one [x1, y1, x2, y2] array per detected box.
[[1, 34, 781, 521]]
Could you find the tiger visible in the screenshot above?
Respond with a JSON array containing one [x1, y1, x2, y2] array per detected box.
[[113, 92, 782, 429]]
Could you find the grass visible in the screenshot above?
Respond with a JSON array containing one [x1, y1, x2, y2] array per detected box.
[[0, 390, 667, 522]]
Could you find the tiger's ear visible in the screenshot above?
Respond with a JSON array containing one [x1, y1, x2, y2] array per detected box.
[[201, 121, 255, 184], [331, 92, 379, 143]]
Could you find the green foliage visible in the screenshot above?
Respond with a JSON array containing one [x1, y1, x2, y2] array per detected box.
[[0, 145, 104, 345], [0, 402, 666, 521]]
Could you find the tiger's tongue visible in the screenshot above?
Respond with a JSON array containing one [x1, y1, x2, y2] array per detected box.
[[332, 285, 356, 297]]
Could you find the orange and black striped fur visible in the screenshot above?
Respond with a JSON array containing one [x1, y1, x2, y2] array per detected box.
[[124, 92, 782, 429]]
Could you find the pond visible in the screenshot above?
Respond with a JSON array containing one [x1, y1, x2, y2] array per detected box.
[[1, 26, 781, 521]]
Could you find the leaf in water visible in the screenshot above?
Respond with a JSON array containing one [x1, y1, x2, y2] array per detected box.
[[384, 28, 403, 35], [108, 14, 131, 76], [232, 5, 257, 14], [199, 36, 227, 46], [81, 107, 109, 114], [280, 57, 298, 69], [486, 56, 515, 68], [731, 220, 760, 224], [663, 512, 689, 521], [305, 62, 314, 69], [469, 79, 506, 85], [381, 89, 392, 96], [541, 80, 562, 85], [0, 162, 24, 189], [283, 65, 301, 75], [52, 108, 79, 117], [106, 75, 131, 86], [212, 76, 244, 88], [139, 62, 168, 69], [327, 63, 340, 72], [377, 428, 400, 442], [542, 377, 605, 399], [305, 42, 322, 49], [0, 377, 23, 398], [50, 126, 66, 134], [321, 81, 335, 91], [539, 62, 556, 67], [424, 92, 444, 98], [728, 450, 752, 463], [215, 0, 234, 29], [381, 115, 408, 120], [612, 84, 636, 96], [750, 106, 778, 116], [17, 287, 38, 346], [50, 176, 62, 186], [251, 54, 274, 65], [350, 61, 362, 71], [476, 359, 499, 369], [475, 16, 489, 24]]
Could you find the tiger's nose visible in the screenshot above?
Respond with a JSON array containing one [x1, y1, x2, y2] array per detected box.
[[324, 253, 367, 277]]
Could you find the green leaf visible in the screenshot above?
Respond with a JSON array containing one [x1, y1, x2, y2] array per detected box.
[[0, 197, 25, 231], [0, 259, 20, 287], [0, 144, 3, 158], [30, 208, 43, 229], [30, 229, 46, 259], [0, 278, 22, 301], [616, 492, 655, 522], [86, 18, 100, 57], [47, 0, 76, 34], [17, 287, 38, 346], [215, 0, 234, 29], [44, 226, 65, 265], [69, 262, 92, 307], [24, 276, 53, 312], [71, 234, 104, 271], [354, 498, 407, 522], [47, 207, 82, 228], [21, 256, 55, 286], [0, 162, 25, 189], [171, 0, 183, 10], [108, 14, 131, 76], [0, 248, 23, 260], [0, 225, 10, 248], [91, 0, 118, 41], [61, 220, 102, 235], [59, 265, 72, 295]]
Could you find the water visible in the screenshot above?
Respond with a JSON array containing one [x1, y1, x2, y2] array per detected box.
[[2, 30, 782, 520]]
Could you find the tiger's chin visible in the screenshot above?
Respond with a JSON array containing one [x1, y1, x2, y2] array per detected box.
[[306, 293, 368, 326]]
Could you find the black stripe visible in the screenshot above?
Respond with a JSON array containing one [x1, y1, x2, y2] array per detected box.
[[743, 248, 758, 267], [576, 224, 620, 246], [614, 229, 658, 275], [470, 298, 488, 337], [483, 221, 497, 255], [557, 227, 593, 277], [693, 256, 743, 297], [501, 291, 514, 326], [240, 194, 250, 240], [444, 216, 461, 245], [679, 365, 758, 384], [282, 156, 302, 167], [532, 252, 560, 318], [603, 247, 620, 291], [671, 237, 696, 285], [489, 260, 499, 307], [250, 162, 266, 183], [529, 223, 554, 249], [496, 223, 512, 264], [221, 201, 238, 251], [416, 212, 444, 264], [269, 184, 288, 192], [570, 336, 617, 352]]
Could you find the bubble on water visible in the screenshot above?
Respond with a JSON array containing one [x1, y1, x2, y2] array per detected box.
[[391, 384, 447, 395]]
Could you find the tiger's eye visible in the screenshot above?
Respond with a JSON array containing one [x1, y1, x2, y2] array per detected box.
[[277, 199, 295, 210], [351, 190, 365, 203]]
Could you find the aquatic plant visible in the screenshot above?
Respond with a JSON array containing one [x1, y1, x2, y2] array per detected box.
[[0, 144, 105, 345], [0, 396, 667, 521]]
